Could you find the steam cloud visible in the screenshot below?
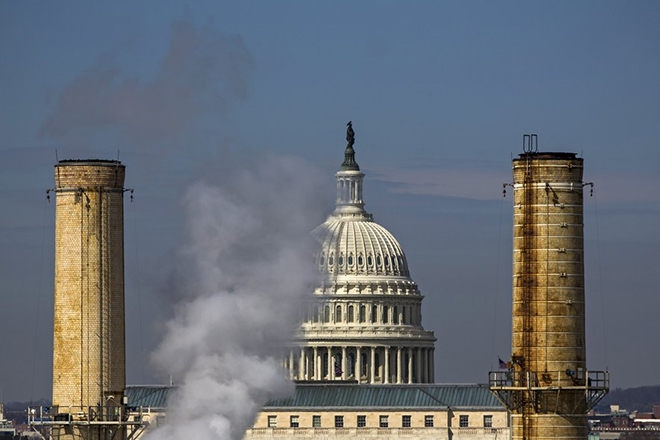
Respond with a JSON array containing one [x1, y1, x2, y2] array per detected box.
[[41, 18, 254, 147], [40, 16, 331, 438], [145, 156, 327, 440]]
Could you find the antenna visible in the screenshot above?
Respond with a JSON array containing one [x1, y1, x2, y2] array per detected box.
[[55, 149, 59, 162], [117, 149, 120, 161]]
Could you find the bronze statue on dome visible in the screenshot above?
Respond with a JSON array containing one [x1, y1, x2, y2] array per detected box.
[[346, 121, 355, 147]]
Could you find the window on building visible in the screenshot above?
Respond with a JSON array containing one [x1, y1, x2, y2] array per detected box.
[[348, 255, 353, 266], [484, 415, 493, 428], [324, 306, 330, 323], [383, 305, 389, 323], [290, 416, 299, 428], [267, 416, 277, 428], [335, 305, 342, 322], [312, 415, 321, 428], [403, 306, 408, 324], [425, 415, 434, 427], [460, 415, 469, 428], [393, 306, 399, 324], [372, 305, 378, 323], [357, 415, 366, 427], [359, 306, 366, 323], [379, 415, 389, 428], [335, 415, 344, 428], [348, 305, 354, 322], [402, 415, 411, 428]]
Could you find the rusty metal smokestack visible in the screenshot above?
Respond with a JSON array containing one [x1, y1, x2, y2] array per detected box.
[[490, 135, 608, 440]]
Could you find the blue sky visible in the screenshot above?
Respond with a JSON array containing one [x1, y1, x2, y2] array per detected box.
[[1, 1, 659, 402]]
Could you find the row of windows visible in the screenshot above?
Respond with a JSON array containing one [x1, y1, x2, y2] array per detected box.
[[267, 414, 493, 428], [318, 251, 408, 273], [310, 303, 421, 325], [268, 415, 434, 428]]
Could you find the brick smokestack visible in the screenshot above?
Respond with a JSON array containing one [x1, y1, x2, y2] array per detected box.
[[52, 160, 126, 435]]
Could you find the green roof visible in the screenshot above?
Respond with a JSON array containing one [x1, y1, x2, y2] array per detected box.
[[123, 383, 503, 410], [265, 384, 502, 409], [125, 386, 172, 408]]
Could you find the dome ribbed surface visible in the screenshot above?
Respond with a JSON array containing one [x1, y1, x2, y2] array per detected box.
[[313, 218, 410, 277]]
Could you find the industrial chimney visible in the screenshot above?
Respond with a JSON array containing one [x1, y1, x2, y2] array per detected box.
[[51, 160, 127, 439], [490, 136, 608, 440]]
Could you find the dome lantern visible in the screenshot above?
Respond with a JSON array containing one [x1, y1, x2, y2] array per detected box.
[[334, 122, 371, 218]]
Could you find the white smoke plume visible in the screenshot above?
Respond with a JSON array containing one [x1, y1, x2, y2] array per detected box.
[[145, 155, 328, 440]]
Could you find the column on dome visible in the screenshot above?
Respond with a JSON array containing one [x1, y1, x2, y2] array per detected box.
[[384, 347, 390, 384], [299, 348, 305, 381], [313, 347, 319, 380], [328, 347, 334, 380], [370, 347, 376, 384], [341, 347, 347, 380], [397, 347, 402, 384], [416, 348, 422, 383], [356, 347, 361, 383], [407, 349, 413, 384], [289, 350, 294, 380]]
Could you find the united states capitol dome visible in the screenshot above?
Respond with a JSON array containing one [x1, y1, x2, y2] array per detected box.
[[286, 123, 436, 386]]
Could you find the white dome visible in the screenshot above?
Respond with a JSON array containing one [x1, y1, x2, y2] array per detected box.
[[313, 218, 410, 277], [285, 130, 435, 386]]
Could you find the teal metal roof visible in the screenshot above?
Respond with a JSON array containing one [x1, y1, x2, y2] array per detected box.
[[265, 384, 502, 409], [125, 386, 173, 408], [123, 384, 502, 410]]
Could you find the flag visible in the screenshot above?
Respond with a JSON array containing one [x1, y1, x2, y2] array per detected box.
[[335, 362, 343, 376], [498, 357, 508, 369]]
